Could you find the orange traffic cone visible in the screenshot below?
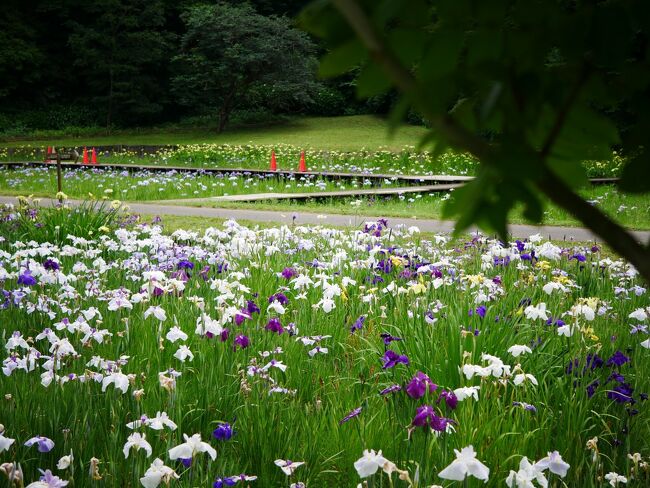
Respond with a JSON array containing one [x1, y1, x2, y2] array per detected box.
[[45, 146, 52, 162], [82, 147, 89, 164], [270, 150, 277, 171], [51, 146, 57, 162], [298, 151, 307, 172], [91, 147, 98, 165]]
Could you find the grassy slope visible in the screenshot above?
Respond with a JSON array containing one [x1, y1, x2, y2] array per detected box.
[[1, 115, 429, 151]]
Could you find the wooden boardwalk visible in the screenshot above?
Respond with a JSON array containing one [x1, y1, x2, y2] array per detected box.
[[0, 160, 473, 185], [162, 183, 463, 203], [0, 160, 620, 187]]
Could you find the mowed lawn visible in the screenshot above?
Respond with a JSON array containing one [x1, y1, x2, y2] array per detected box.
[[0, 115, 429, 151]]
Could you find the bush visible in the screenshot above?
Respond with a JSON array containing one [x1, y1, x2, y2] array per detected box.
[[0, 197, 138, 246], [0, 104, 99, 135], [308, 86, 348, 116]]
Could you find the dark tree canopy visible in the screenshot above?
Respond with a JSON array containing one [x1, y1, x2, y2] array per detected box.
[[172, 2, 319, 132], [300, 0, 650, 282], [67, 0, 174, 126]]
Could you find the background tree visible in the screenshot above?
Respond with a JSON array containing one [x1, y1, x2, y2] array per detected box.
[[67, 0, 174, 128], [171, 2, 319, 132], [300, 0, 650, 282]]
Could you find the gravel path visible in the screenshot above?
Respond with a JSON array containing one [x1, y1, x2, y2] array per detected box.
[[2, 195, 648, 243]]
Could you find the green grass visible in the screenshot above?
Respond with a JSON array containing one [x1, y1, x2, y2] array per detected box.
[[0, 115, 429, 151]]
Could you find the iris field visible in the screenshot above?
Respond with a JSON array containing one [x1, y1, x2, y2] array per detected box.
[[0, 201, 648, 487], [0, 166, 380, 201], [0, 143, 624, 178]]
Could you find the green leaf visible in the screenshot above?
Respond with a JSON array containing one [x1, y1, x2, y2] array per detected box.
[[355, 62, 392, 98], [387, 96, 411, 136], [449, 98, 477, 133], [465, 29, 503, 67], [619, 152, 650, 193], [416, 129, 439, 152], [418, 29, 464, 81], [551, 105, 621, 161], [319, 40, 367, 78], [547, 157, 589, 188], [387, 28, 427, 66]]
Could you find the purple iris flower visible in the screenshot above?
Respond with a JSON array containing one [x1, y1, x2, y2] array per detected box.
[[379, 384, 402, 396], [220, 328, 230, 342], [381, 350, 409, 369], [199, 265, 210, 280], [569, 253, 587, 262], [630, 324, 648, 334], [437, 389, 458, 410], [399, 269, 413, 279], [17, 270, 37, 287], [468, 306, 487, 318], [213, 422, 234, 441], [585, 353, 604, 370], [171, 269, 190, 282], [177, 259, 194, 270], [339, 406, 362, 425], [43, 259, 60, 271], [371, 275, 384, 285], [235, 310, 249, 326], [234, 335, 250, 349], [246, 300, 260, 315], [350, 315, 365, 334], [24, 436, 55, 452], [265, 318, 283, 335], [268, 293, 288, 305], [406, 371, 437, 399], [607, 351, 630, 367], [586, 380, 600, 398], [214, 478, 237, 488], [181, 458, 192, 468], [281, 267, 297, 279], [380, 333, 402, 345], [286, 322, 298, 336], [512, 401, 537, 413], [608, 383, 634, 403], [376, 260, 393, 273], [607, 372, 625, 384], [37, 470, 68, 488], [411, 405, 453, 432], [411, 405, 435, 427]]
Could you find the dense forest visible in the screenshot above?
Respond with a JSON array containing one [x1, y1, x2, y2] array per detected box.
[[0, 0, 400, 133]]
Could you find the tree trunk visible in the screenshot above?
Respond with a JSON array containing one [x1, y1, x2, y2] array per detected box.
[[216, 82, 238, 133]]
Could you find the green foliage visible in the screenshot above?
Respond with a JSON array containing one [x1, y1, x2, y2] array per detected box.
[[0, 0, 44, 101], [300, 0, 650, 239], [0, 197, 136, 245], [171, 2, 320, 132], [67, 0, 174, 127]]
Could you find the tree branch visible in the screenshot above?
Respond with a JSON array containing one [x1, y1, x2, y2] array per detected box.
[[540, 65, 591, 159], [331, 0, 650, 283], [331, 0, 493, 161]]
